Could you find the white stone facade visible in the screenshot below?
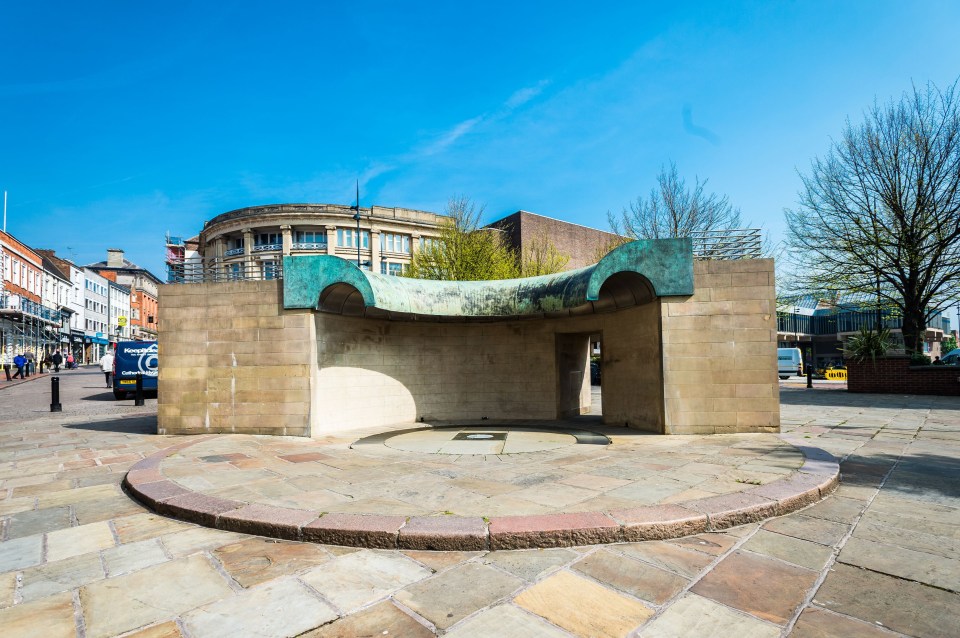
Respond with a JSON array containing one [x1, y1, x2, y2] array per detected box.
[[197, 204, 448, 280]]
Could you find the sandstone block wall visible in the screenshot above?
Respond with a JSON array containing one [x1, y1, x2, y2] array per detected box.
[[313, 316, 555, 432], [158, 280, 315, 436], [660, 259, 779, 434], [158, 259, 778, 437], [311, 302, 664, 435]]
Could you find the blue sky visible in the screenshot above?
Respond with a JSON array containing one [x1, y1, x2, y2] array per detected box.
[[2, 1, 959, 279]]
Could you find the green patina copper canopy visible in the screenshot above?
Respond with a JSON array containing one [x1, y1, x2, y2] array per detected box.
[[282, 238, 693, 321]]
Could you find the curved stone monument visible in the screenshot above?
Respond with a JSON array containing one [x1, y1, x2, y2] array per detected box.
[[158, 239, 779, 437]]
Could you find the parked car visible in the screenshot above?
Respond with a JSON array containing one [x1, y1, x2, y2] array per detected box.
[[940, 348, 960, 365], [113, 341, 158, 399], [590, 361, 601, 385]]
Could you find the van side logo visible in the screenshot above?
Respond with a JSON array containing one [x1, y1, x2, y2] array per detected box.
[[136, 343, 159, 375]]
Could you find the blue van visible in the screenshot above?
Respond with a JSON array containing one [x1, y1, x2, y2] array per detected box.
[[113, 341, 158, 399]]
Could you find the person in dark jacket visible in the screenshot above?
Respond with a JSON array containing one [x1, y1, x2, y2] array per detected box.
[[52, 350, 63, 372]]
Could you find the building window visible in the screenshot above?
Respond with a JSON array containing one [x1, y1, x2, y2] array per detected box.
[[337, 229, 369, 249], [380, 262, 404, 276], [381, 233, 410, 254], [227, 263, 242, 281], [420, 237, 437, 251], [255, 233, 281, 247], [293, 231, 328, 250], [262, 261, 279, 280], [295, 231, 326, 244]]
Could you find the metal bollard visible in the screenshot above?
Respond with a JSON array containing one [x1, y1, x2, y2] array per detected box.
[[50, 376, 62, 412], [134, 373, 144, 406]]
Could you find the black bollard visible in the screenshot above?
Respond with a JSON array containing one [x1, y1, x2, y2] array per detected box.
[[134, 373, 144, 406], [50, 376, 62, 412]]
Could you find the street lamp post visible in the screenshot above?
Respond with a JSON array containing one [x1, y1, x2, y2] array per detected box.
[[352, 181, 361, 268], [353, 210, 361, 268]]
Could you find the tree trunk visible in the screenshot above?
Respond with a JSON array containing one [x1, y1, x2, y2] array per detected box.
[[901, 308, 927, 355]]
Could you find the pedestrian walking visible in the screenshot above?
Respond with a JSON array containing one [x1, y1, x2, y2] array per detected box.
[[100, 349, 115, 387], [52, 350, 63, 373], [12, 353, 26, 379], [66, 353, 75, 369]]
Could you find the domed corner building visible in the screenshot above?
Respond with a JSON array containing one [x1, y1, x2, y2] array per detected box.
[[195, 203, 451, 281]]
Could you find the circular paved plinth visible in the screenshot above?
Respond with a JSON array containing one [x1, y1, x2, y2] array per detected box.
[[123, 422, 839, 550]]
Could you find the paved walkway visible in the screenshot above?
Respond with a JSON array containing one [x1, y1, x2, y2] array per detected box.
[[1, 370, 958, 637]]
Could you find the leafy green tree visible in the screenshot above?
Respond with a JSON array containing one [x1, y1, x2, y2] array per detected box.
[[519, 231, 570, 277], [407, 196, 520, 281], [942, 335, 958, 354], [785, 80, 960, 354]]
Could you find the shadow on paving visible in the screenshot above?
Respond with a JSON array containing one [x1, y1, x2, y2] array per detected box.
[[840, 452, 960, 501], [63, 415, 158, 434], [81, 391, 122, 402]]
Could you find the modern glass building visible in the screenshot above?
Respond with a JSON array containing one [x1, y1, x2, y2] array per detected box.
[[777, 294, 953, 366]]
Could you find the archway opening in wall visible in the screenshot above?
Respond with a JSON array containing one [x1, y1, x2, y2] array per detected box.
[[589, 333, 602, 417], [318, 282, 365, 316], [556, 331, 596, 420], [577, 270, 662, 430]]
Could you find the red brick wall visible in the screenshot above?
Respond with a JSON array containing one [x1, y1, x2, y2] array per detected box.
[[487, 211, 624, 270], [134, 290, 158, 332], [1, 230, 43, 303], [848, 357, 960, 395]]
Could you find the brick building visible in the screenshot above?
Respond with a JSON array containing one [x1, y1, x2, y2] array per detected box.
[[485, 210, 623, 270], [88, 249, 162, 341], [1, 230, 60, 367]]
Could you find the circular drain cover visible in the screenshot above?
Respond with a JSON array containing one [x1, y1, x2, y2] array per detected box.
[[466, 434, 494, 439]]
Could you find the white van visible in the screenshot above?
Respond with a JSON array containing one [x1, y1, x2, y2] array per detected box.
[[778, 347, 803, 380]]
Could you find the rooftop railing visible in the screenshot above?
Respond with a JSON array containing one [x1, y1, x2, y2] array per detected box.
[[165, 260, 283, 284], [691, 228, 763, 260]]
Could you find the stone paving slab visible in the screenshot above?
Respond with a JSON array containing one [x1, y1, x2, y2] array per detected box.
[[123, 422, 838, 549]]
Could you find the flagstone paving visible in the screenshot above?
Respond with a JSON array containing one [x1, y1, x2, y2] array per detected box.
[[0, 369, 958, 636]]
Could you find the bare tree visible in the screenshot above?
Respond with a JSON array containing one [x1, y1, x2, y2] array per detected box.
[[609, 162, 743, 239], [785, 80, 960, 354]]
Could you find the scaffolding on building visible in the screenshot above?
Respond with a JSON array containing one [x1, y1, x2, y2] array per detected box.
[[0, 294, 61, 366]]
